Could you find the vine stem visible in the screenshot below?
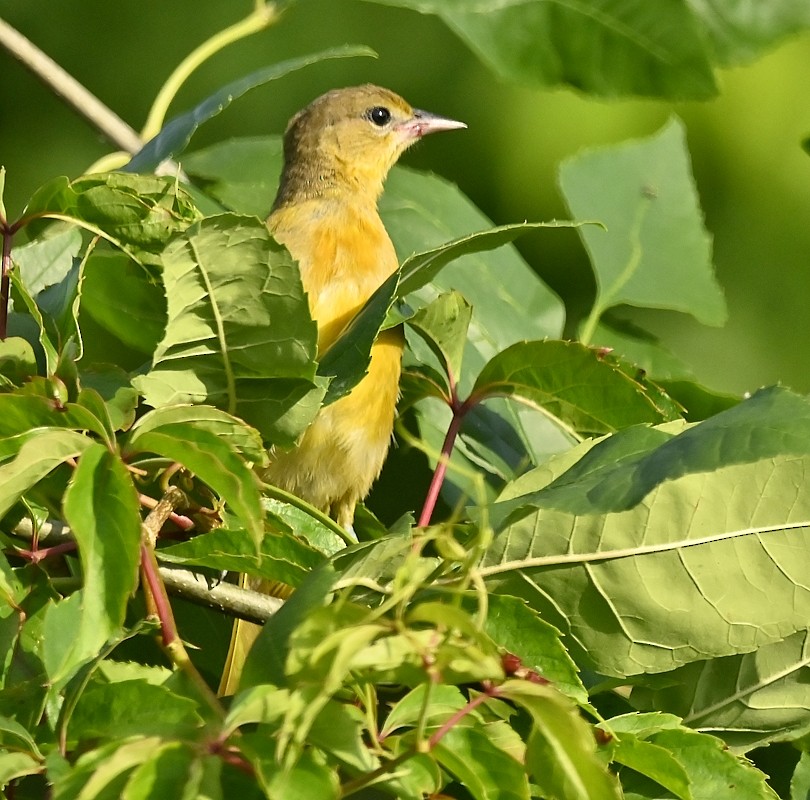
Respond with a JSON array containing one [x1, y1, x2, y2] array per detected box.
[[141, 2, 279, 140], [417, 389, 479, 528], [140, 487, 225, 721], [0, 18, 142, 154]]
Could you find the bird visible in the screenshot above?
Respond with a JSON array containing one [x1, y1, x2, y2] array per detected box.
[[219, 85, 466, 694]]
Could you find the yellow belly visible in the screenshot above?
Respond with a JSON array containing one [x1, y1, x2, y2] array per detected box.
[[265, 198, 403, 526]]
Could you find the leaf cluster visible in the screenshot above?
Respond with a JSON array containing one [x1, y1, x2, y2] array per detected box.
[[1, 3, 810, 799]]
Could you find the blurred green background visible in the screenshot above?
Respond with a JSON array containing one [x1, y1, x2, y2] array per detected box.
[[2, 0, 809, 395]]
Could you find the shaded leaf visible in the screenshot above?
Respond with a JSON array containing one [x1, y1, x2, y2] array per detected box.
[[11, 224, 82, 298], [370, 0, 716, 98], [126, 46, 375, 172], [502, 680, 620, 799], [471, 339, 680, 439], [792, 751, 810, 800], [560, 118, 725, 339], [59, 444, 141, 679], [157, 527, 326, 588], [630, 629, 810, 752]]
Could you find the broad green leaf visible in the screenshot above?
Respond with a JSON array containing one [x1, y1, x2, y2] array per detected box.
[[308, 700, 378, 773], [792, 752, 810, 800], [79, 366, 139, 432], [0, 751, 41, 785], [0, 337, 37, 386], [317, 270, 399, 406], [80, 251, 166, 355], [433, 724, 530, 800], [133, 213, 321, 446], [610, 735, 693, 800], [502, 680, 621, 800], [124, 424, 263, 547], [224, 685, 291, 735], [694, 1, 810, 65], [125, 46, 375, 172], [127, 404, 266, 465], [60, 444, 141, 678], [380, 684, 467, 738], [0, 552, 24, 607], [157, 527, 326, 587], [0, 714, 42, 757], [22, 173, 200, 265], [474, 594, 587, 704], [396, 220, 587, 300], [482, 388, 810, 676], [560, 118, 725, 341], [406, 290, 472, 384], [11, 224, 82, 298], [642, 728, 778, 800], [370, 0, 716, 98], [471, 339, 680, 439], [241, 564, 337, 691], [68, 680, 202, 742], [255, 747, 339, 800], [0, 429, 91, 518], [51, 736, 166, 800], [120, 743, 200, 800], [630, 629, 810, 752]]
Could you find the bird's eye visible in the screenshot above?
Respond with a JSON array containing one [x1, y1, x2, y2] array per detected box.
[[367, 106, 392, 127]]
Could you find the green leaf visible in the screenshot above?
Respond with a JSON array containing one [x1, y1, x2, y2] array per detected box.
[[482, 387, 810, 676], [502, 680, 621, 800], [610, 735, 693, 800], [381, 684, 467, 738], [120, 743, 205, 800], [369, 0, 716, 98], [0, 337, 38, 386], [630, 629, 810, 752], [125, 46, 375, 172], [560, 118, 726, 340], [59, 444, 141, 680], [397, 220, 587, 300], [127, 404, 266, 465], [0, 751, 41, 785], [69, 680, 202, 742], [254, 747, 339, 800], [51, 736, 167, 800], [11, 224, 82, 298], [157, 527, 326, 588], [433, 723, 530, 800], [79, 366, 139, 432], [80, 251, 166, 355], [224, 685, 291, 735], [471, 339, 680, 439], [132, 213, 321, 446], [0, 429, 91, 518], [10, 268, 59, 374], [22, 173, 200, 265], [792, 751, 810, 800], [124, 423, 263, 548], [308, 700, 378, 773], [474, 594, 587, 704], [694, 1, 810, 66], [317, 270, 399, 406], [644, 728, 778, 800], [406, 291, 472, 384]]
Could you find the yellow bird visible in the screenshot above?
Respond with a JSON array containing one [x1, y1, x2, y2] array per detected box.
[[219, 85, 465, 694]]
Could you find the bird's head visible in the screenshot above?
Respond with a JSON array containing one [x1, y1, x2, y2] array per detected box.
[[276, 84, 466, 206]]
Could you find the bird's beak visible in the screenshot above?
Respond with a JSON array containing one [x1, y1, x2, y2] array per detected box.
[[397, 109, 467, 140]]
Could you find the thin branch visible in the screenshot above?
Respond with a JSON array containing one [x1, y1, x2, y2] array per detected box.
[[10, 517, 284, 624], [0, 18, 143, 154]]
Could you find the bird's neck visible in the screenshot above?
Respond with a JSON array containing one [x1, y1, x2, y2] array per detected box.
[[272, 155, 385, 213]]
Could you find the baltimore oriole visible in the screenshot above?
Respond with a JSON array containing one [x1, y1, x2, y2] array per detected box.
[[219, 85, 465, 694]]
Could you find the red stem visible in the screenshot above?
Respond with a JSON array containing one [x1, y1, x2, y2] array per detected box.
[[428, 682, 500, 749], [138, 493, 194, 531], [15, 541, 77, 564], [140, 542, 177, 647], [417, 391, 479, 528]]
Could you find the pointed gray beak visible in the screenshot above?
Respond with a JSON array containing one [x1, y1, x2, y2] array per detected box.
[[397, 109, 467, 140]]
